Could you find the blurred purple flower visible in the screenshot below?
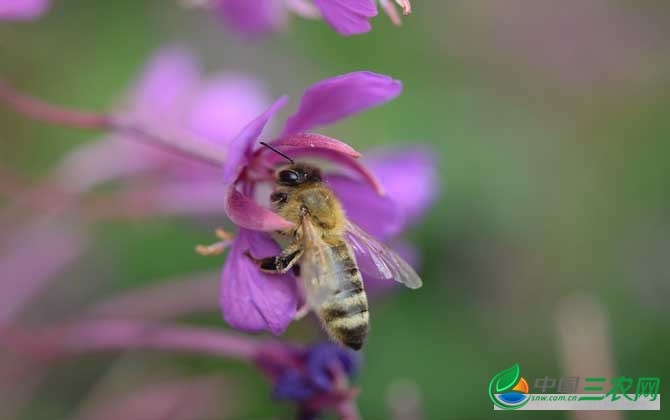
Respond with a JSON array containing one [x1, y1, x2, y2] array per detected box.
[[255, 342, 360, 418], [0, 0, 49, 20], [1, 319, 361, 419], [215, 71, 437, 335], [212, 0, 412, 37], [215, 0, 287, 36], [56, 47, 270, 194], [364, 146, 438, 230]]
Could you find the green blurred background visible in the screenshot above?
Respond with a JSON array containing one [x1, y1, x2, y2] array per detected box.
[[1, 0, 669, 419]]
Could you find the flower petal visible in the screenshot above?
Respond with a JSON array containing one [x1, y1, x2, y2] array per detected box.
[[223, 96, 288, 184], [0, 0, 49, 20], [224, 184, 294, 231], [326, 174, 401, 238], [281, 72, 402, 136], [128, 47, 200, 124], [55, 135, 159, 193], [271, 132, 361, 158], [312, 0, 377, 36], [364, 146, 439, 226], [187, 74, 270, 149], [139, 180, 227, 216], [220, 229, 297, 335], [306, 343, 358, 391], [216, 0, 287, 36], [274, 370, 316, 402]]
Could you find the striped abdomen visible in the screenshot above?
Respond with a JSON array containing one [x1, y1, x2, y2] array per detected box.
[[319, 242, 369, 351]]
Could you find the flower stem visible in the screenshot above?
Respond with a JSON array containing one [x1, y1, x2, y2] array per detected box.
[[5, 320, 264, 361], [0, 79, 227, 166], [0, 80, 111, 129]]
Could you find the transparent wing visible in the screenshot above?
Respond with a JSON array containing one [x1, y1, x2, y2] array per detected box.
[[299, 215, 351, 310], [344, 220, 423, 289]]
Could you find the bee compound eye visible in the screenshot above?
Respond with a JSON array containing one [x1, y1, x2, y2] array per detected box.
[[279, 170, 300, 185]]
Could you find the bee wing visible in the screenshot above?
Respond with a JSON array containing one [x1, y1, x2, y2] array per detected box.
[[344, 220, 423, 289], [299, 215, 350, 310]]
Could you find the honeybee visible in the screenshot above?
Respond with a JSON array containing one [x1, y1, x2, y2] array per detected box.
[[247, 143, 423, 350]]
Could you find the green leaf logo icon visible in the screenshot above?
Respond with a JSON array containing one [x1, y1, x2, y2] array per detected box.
[[494, 363, 521, 393], [488, 363, 529, 410]]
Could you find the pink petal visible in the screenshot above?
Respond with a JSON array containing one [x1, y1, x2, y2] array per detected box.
[[270, 132, 361, 158], [312, 0, 377, 36], [128, 47, 200, 124], [282, 72, 401, 136], [140, 181, 227, 216], [187, 74, 270, 148], [216, 0, 287, 36], [224, 184, 294, 231], [55, 136, 160, 193], [220, 229, 297, 335], [364, 146, 439, 226], [0, 0, 49, 20], [326, 174, 401, 238], [223, 95, 288, 184]]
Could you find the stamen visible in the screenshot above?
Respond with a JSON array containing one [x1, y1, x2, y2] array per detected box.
[[215, 228, 233, 241], [196, 228, 234, 256], [379, 0, 412, 26], [396, 0, 412, 15]]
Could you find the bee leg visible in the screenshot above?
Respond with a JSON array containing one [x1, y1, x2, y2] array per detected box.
[[245, 245, 303, 274], [292, 263, 301, 277], [195, 228, 234, 256], [294, 301, 310, 320]]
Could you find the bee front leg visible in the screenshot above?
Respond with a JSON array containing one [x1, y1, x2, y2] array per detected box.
[[245, 243, 303, 274]]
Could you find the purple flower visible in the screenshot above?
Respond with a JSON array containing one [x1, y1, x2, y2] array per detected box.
[[221, 229, 298, 334], [56, 47, 270, 200], [255, 342, 359, 418], [215, 0, 287, 36], [212, 0, 412, 37], [312, 0, 377, 36], [216, 71, 437, 335], [0, 0, 49, 20]]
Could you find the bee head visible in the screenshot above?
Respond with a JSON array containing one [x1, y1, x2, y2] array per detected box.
[[258, 141, 322, 186], [276, 163, 322, 187]]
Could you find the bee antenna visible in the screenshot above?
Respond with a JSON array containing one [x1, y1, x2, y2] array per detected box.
[[259, 141, 294, 164]]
